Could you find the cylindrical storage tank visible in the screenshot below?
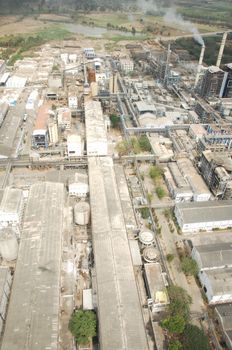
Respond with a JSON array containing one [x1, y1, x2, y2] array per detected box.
[[139, 230, 155, 246], [74, 202, 90, 226], [143, 246, 159, 263], [0, 229, 18, 261]]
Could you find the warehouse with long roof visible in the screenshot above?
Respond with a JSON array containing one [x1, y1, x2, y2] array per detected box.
[[1, 182, 64, 350], [88, 157, 148, 350]]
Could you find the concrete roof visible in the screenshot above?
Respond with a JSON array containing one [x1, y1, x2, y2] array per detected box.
[[88, 157, 148, 350], [194, 243, 232, 269], [202, 268, 232, 296], [135, 101, 156, 114], [129, 240, 142, 266], [1, 182, 64, 350], [176, 200, 232, 224], [0, 267, 10, 302], [144, 263, 169, 305], [216, 303, 232, 330], [85, 100, 107, 149], [0, 187, 22, 214]]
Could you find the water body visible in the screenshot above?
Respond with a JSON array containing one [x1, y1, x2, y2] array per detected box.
[[64, 23, 139, 38]]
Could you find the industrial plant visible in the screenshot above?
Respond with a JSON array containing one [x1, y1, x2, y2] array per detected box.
[[0, 11, 231, 350]]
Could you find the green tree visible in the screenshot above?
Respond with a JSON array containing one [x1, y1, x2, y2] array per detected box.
[[138, 135, 151, 152], [167, 285, 192, 321], [69, 310, 97, 346], [140, 207, 150, 219], [110, 114, 120, 128], [156, 186, 166, 199], [181, 257, 199, 276], [161, 315, 185, 334], [166, 253, 174, 263], [116, 140, 130, 156], [169, 340, 183, 350], [149, 165, 163, 180], [183, 324, 210, 350]]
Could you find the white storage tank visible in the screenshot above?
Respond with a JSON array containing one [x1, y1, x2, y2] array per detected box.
[[0, 229, 18, 261], [74, 202, 90, 226], [143, 246, 160, 263], [139, 229, 155, 246]]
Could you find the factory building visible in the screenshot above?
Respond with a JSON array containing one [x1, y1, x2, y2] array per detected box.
[[144, 263, 169, 312], [215, 304, 232, 350], [176, 157, 211, 202], [32, 104, 50, 148], [57, 107, 71, 130], [200, 66, 224, 98], [48, 119, 59, 145], [68, 173, 89, 197], [164, 162, 193, 202], [175, 200, 232, 233], [0, 267, 12, 336], [67, 134, 82, 157], [200, 150, 232, 199], [85, 100, 108, 156], [68, 91, 78, 109], [1, 182, 64, 350], [25, 90, 38, 110], [0, 187, 24, 227], [120, 58, 134, 73], [88, 157, 149, 350], [191, 242, 232, 271], [84, 48, 95, 59], [221, 63, 232, 98], [199, 268, 232, 304]]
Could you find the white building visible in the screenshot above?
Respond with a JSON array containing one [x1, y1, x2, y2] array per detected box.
[[199, 268, 232, 304], [0, 188, 24, 227], [175, 200, 232, 233], [85, 100, 108, 156], [69, 173, 89, 197], [67, 134, 82, 157], [68, 93, 78, 109], [120, 59, 134, 73], [84, 48, 95, 59]]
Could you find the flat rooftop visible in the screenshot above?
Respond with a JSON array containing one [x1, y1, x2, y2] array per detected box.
[[193, 243, 232, 269], [0, 187, 22, 214], [202, 268, 232, 297], [1, 182, 64, 350], [85, 100, 107, 149], [88, 157, 148, 350], [176, 200, 232, 224]]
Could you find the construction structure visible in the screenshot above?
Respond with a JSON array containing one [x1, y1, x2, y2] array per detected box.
[[88, 157, 149, 350], [1, 182, 64, 350], [221, 63, 232, 98], [32, 104, 50, 148]]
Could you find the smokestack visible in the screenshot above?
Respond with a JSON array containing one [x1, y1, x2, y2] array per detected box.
[[194, 44, 205, 89], [216, 31, 228, 67]]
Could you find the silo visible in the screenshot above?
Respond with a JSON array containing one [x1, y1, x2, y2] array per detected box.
[[0, 229, 18, 261], [74, 202, 90, 226], [139, 229, 155, 246]]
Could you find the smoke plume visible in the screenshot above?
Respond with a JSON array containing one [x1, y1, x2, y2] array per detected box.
[[136, 0, 157, 13], [164, 7, 204, 45]]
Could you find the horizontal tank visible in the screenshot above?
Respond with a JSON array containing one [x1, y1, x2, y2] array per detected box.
[[0, 229, 18, 261], [139, 229, 155, 246], [143, 246, 160, 263], [74, 202, 90, 226]]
